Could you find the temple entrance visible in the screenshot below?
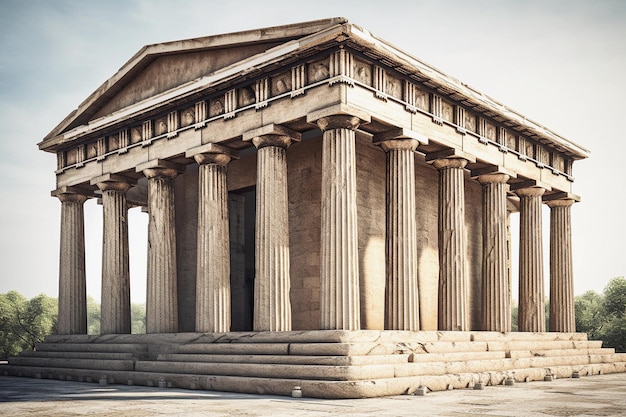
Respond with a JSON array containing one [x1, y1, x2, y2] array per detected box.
[[229, 187, 256, 331]]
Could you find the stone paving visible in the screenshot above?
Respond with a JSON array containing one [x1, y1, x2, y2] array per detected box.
[[0, 373, 625, 416]]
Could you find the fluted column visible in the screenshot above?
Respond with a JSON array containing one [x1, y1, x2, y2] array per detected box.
[[516, 186, 546, 332], [139, 162, 181, 334], [478, 173, 511, 332], [433, 158, 469, 331], [375, 136, 420, 330], [54, 188, 88, 335], [244, 125, 300, 331], [191, 146, 236, 333], [96, 179, 132, 334], [548, 198, 575, 332], [315, 115, 363, 330]]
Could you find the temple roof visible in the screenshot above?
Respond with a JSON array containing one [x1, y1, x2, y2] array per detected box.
[[40, 17, 589, 160]]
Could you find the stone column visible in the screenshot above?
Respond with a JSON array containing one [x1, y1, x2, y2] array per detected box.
[[516, 186, 546, 332], [433, 158, 469, 331], [54, 188, 88, 335], [96, 178, 132, 334], [138, 161, 182, 334], [190, 145, 236, 333], [478, 173, 511, 332], [548, 198, 575, 332], [244, 125, 300, 331], [315, 115, 363, 330], [374, 133, 421, 330]]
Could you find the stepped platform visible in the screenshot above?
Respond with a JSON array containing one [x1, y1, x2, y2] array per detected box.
[[3, 331, 625, 399]]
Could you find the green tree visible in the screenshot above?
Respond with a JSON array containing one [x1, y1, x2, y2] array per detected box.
[[574, 277, 626, 353], [131, 303, 146, 334], [87, 296, 100, 335], [602, 277, 626, 318], [0, 291, 57, 359], [575, 290, 604, 339]]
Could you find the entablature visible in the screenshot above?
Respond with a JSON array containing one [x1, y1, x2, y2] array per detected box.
[[45, 25, 587, 202]]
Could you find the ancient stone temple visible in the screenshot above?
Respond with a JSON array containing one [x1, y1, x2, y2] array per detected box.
[[5, 18, 625, 398]]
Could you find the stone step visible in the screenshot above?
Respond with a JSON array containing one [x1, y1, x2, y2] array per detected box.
[[7, 356, 135, 371], [410, 351, 505, 363], [4, 360, 626, 399], [509, 348, 614, 359], [157, 353, 410, 366], [134, 360, 395, 381], [470, 332, 589, 342], [18, 351, 137, 360], [34, 343, 148, 354], [487, 340, 602, 353], [174, 339, 597, 358], [178, 343, 290, 355]]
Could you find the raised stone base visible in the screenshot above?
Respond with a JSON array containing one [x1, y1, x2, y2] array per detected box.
[[3, 331, 625, 399]]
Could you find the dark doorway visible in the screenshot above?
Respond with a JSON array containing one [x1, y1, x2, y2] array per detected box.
[[229, 187, 255, 331]]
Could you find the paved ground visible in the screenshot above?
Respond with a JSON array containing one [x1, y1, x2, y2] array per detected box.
[[0, 373, 625, 416]]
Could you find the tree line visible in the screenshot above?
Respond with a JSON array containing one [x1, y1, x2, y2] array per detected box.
[[0, 292, 146, 360], [1, 276, 624, 359]]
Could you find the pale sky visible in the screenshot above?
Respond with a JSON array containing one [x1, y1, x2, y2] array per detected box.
[[0, 0, 624, 305]]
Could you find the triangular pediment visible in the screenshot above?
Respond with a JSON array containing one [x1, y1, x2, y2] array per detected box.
[[43, 17, 348, 142]]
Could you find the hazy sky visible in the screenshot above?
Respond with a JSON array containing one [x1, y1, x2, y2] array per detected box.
[[0, 0, 624, 305]]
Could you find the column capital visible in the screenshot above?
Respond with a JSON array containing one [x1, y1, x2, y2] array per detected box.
[[136, 159, 184, 179], [515, 186, 546, 198], [186, 143, 239, 166], [52, 187, 89, 204], [477, 173, 510, 185], [373, 128, 427, 152], [546, 198, 575, 208], [243, 124, 301, 149], [306, 104, 371, 132], [431, 157, 468, 170], [91, 174, 136, 193]]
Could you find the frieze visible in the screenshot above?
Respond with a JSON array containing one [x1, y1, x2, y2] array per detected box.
[[224, 89, 237, 119], [455, 106, 466, 134], [353, 58, 371, 86], [535, 145, 548, 168], [194, 101, 207, 128], [209, 96, 225, 117], [97, 137, 107, 159], [76, 145, 85, 168], [431, 94, 443, 125], [130, 127, 142, 144], [181, 107, 195, 128], [272, 72, 291, 95], [57, 152, 65, 171], [238, 86, 255, 107], [142, 120, 153, 147], [87, 142, 98, 159], [386, 73, 402, 101], [108, 132, 119, 152], [66, 147, 77, 166], [464, 112, 476, 133], [551, 153, 564, 172], [167, 111, 179, 139], [255, 78, 269, 109], [291, 64, 306, 97], [119, 128, 129, 152], [307, 58, 329, 84], [441, 101, 453, 123], [374, 66, 386, 100], [505, 130, 517, 150], [329, 48, 353, 85], [51, 45, 574, 180], [155, 117, 167, 136]]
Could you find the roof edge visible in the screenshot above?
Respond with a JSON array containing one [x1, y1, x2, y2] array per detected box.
[[42, 17, 349, 142]]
